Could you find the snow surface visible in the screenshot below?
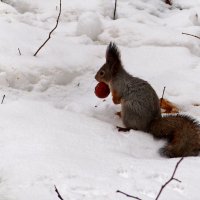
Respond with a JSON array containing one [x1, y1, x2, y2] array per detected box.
[[0, 0, 200, 200]]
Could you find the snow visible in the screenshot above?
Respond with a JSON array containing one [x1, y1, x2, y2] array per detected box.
[[0, 0, 200, 200], [77, 12, 102, 40]]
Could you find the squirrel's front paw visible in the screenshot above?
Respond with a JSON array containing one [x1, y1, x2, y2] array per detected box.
[[112, 97, 121, 104]]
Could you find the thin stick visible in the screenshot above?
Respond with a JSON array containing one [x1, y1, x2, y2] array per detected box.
[[182, 32, 200, 40], [160, 86, 166, 106], [113, 0, 117, 20], [18, 48, 22, 56], [155, 157, 184, 200], [1, 95, 5, 104], [54, 185, 64, 200], [33, 0, 62, 56], [116, 190, 142, 200], [116, 157, 184, 200]]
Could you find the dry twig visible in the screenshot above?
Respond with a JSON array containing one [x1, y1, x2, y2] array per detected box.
[[18, 48, 22, 56], [116, 190, 142, 200], [113, 0, 117, 20], [160, 86, 166, 106], [33, 0, 62, 56], [55, 185, 64, 200], [182, 32, 200, 40], [117, 157, 184, 200], [159, 86, 179, 113], [1, 95, 5, 104], [155, 157, 183, 200]]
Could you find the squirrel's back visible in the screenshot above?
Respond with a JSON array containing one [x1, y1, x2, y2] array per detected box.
[[112, 72, 161, 131]]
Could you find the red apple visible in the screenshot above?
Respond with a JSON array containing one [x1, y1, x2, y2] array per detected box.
[[95, 82, 110, 98]]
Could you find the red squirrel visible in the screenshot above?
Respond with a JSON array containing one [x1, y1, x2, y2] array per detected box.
[[95, 42, 200, 158]]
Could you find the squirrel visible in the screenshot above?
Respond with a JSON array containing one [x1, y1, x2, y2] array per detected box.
[[95, 42, 200, 158]]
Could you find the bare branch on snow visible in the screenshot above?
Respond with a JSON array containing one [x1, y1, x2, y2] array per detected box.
[[182, 32, 200, 40], [33, 0, 62, 56], [117, 157, 184, 200], [55, 185, 64, 200]]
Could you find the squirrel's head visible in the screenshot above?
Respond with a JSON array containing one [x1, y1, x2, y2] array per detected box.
[[95, 42, 122, 84]]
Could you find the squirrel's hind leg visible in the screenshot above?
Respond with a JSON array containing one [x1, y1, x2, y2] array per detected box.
[[159, 130, 183, 158], [115, 112, 121, 118], [159, 145, 176, 158], [116, 126, 131, 132]]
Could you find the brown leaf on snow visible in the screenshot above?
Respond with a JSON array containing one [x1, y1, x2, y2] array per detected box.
[[160, 98, 179, 114]]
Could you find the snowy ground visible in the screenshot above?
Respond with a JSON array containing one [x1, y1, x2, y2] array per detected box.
[[0, 0, 200, 199]]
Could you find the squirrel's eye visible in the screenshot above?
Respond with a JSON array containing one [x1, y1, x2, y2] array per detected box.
[[100, 71, 105, 76]]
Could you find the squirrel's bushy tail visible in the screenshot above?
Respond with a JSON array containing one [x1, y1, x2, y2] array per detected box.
[[149, 115, 200, 157]]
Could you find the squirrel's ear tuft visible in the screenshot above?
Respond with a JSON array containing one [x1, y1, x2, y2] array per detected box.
[[106, 42, 121, 64]]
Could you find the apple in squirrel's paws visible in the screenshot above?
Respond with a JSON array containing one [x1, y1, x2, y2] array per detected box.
[[95, 82, 110, 98]]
